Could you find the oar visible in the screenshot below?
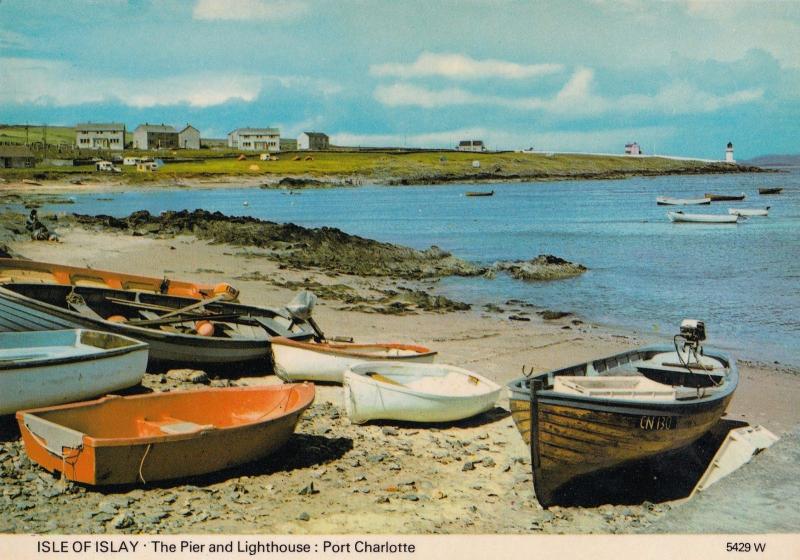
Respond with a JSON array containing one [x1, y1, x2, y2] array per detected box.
[[127, 312, 246, 328], [366, 372, 405, 386], [159, 294, 226, 319]]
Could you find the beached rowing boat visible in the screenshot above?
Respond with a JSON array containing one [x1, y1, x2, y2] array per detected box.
[[0, 329, 147, 415], [507, 339, 737, 507], [667, 211, 739, 224], [758, 187, 783, 195], [0, 258, 238, 301], [728, 207, 769, 217], [704, 192, 746, 201], [0, 284, 316, 370], [344, 362, 502, 424], [271, 337, 437, 383], [16, 384, 315, 485], [656, 196, 711, 206]]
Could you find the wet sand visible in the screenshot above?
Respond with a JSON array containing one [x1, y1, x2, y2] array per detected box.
[[0, 223, 798, 534]]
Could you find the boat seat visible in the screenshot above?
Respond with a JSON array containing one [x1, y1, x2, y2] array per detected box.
[[139, 310, 161, 320], [68, 301, 105, 321], [139, 417, 214, 435]]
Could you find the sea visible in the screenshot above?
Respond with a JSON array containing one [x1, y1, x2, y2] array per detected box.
[[38, 167, 800, 366]]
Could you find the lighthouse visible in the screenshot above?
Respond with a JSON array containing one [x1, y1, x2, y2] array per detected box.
[[725, 142, 735, 163]]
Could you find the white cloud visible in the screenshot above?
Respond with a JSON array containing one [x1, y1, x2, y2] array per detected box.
[[331, 125, 677, 153], [193, 0, 308, 21], [373, 67, 764, 117], [371, 52, 564, 81], [0, 58, 342, 108]]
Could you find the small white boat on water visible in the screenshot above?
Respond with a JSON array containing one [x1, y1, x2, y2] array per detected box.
[[728, 207, 769, 217], [667, 211, 739, 224], [656, 196, 711, 206], [344, 362, 502, 424], [271, 337, 437, 383], [0, 329, 147, 415]]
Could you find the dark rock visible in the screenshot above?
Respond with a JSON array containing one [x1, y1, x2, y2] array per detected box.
[[297, 512, 310, 521], [298, 482, 319, 496], [508, 315, 531, 322], [462, 461, 477, 471]]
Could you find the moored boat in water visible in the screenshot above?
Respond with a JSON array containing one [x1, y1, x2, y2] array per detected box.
[[667, 211, 739, 224], [656, 196, 711, 206], [271, 337, 437, 383], [16, 384, 315, 485], [704, 192, 746, 201], [0, 258, 238, 301], [728, 207, 769, 217], [758, 187, 782, 195], [465, 190, 494, 197], [507, 321, 738, 507], [0, 284, 316, 370], [344, 362, 502, 424], [0, 329, 147, 415]]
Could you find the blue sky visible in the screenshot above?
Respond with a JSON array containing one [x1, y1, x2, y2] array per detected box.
[[1, 0, 798, 159]]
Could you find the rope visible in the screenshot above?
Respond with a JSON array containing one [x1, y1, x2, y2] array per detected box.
[[138, 444, 152, 485]]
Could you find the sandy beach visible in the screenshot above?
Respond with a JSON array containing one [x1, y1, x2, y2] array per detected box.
[[0, 212, 798, 535]]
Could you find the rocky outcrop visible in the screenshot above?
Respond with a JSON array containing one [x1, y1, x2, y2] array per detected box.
[[493, 255, 587, 281]]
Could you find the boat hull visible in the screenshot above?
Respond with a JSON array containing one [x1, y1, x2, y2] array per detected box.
[[0, 285, 314, 370], [0, 330, 148, 415], [344, 362, 501, 424], [705, 193, 746, 201], [667, 212, 739, 223], [656, 197, 711, 206], [0, 258, 236, 300], [272, 337, 437, 383], [16, 384, 314, 485], [728, 208, 768, 217], [758, 188, 782, 195], [507, 345, 737, 507]]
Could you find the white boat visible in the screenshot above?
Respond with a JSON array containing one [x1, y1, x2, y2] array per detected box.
[[271, 337, 436, 383], [656, 196, 711, 206], [667, 211, 739, 224], [344, 362, 502, 424], [0, 329, 148, 415], [728, 207, 769, 217]]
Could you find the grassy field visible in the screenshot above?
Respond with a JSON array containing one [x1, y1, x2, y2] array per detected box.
[[0, 148, 750, 184]]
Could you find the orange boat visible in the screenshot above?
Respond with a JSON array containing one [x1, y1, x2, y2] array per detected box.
[[0, 258, 238, 301], [16, 384, 314, 485]]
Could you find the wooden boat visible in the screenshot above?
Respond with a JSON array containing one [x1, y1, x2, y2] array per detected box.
[[271, 337, 437, 383], [704, 192, 746, 201], [667, 211, 739, 224], [0, 258, 238, 301], [0, 329, 147, 415], [656, 196, 711, 206], [507, 344, 738, 507], [344, 362, 502, 424], [728, 207, 769, 217], [16, 384, 315, 485], [465, 190, 494, 197], [758, 187, 782, 195], [0, 284, 316, 370]]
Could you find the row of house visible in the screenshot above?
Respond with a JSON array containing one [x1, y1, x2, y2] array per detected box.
[[75, 123, 201, 151]]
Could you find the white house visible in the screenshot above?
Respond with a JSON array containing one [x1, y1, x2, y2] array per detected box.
[[75, 123, 125, 151], [178, 125, 201, 150], [133, 124, 178, 150], [297, 132, 329, 151], [624, 142, 641, 155], [227, 128, 280, 152], [457, 140, 485, 152]]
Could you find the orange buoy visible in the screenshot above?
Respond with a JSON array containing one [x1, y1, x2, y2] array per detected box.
[[107, 315, 127, 323], [213, 282, 239, 301], [195, 320, 215, 337]]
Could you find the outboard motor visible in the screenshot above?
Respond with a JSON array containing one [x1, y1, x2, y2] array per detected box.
[[286, 291, 325, 341]]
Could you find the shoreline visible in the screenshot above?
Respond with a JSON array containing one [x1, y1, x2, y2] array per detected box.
[[0, 227, 797, 534]]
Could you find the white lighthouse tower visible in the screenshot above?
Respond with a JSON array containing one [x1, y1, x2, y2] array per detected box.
[[725, 142, 735, 163]]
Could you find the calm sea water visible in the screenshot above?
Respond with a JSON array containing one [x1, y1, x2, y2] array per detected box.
[[39, 168, 800, 365]]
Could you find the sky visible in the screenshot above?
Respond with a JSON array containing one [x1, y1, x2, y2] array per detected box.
[[1, 0, 799, 159]]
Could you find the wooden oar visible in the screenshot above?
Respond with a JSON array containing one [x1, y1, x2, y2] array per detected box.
[[159, 294, 226, 319], [127, 312, 246, 328], [366, 372, 405, 386]]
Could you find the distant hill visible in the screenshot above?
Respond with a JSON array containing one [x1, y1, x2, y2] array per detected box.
[[745, 154, 800, 167]]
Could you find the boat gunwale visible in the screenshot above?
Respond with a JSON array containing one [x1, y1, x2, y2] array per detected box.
[[346, 362, 502, 402], [271, 336, 437, 360], [0, 329, 148, 372], [507, 344, 738, 410], [16, 384, 315, 448]]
